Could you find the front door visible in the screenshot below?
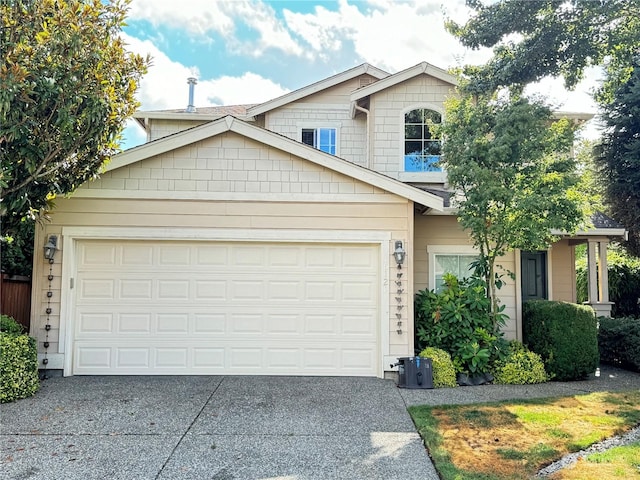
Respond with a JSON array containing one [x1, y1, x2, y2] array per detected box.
[[521, 251, 547, 301]]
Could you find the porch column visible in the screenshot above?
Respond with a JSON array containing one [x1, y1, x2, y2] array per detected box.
[[586, 240, 598, 304], [585, 238, 613, 318]]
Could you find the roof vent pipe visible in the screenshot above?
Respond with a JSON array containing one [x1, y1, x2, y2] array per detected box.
[[186, 77, 197, 113]]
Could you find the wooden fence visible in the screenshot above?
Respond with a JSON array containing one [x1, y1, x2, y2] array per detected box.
[[1, 274, 32, 331]]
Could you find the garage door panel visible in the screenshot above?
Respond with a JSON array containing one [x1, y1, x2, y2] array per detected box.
[[119, 313, 152, 333], [73, 240, 380, 376], [158, 245, 191, 266], [122, 245, 153, 265], [120, 279, 153, 299], [194, 313, 226, 333], [75, 308, 376, 339], [80, 279, 115, 299], [74, 339, 378, 375], [77, 313, 113, 333], [79, 244, 117, 266], [195, 280, 227, 299]]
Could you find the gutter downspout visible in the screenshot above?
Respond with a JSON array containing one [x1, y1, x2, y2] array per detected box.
[[354, 103, 370, 169]]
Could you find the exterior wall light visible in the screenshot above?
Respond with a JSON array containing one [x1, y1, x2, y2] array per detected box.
[[43, 235, 58, 262], [393, 240, 406, 266]]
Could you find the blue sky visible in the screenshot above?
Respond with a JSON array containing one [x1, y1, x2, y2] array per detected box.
[[120, 0, 601, 149]]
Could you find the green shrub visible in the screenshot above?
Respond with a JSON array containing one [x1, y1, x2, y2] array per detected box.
[[418, 347, 458, 388], [576, 247, 640, 318], [523, 300, 599, 381], [415, 273, 507, 374], [0, 317, 39, 403], [1, 314, 24, 334], [598, 317, 640, 372], [492, 341, 548, 384]]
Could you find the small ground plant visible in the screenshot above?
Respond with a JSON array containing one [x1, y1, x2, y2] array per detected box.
[[492, 341, 548, 385], [418, 347, 457, 388]]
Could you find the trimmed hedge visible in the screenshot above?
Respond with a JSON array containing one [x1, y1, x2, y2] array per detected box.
[[0, 316, 39, 403], [418, 347, 458, 388], [598, 317, 640, 372], [492, 341, 548, 385], [523, 300, 599, 381]]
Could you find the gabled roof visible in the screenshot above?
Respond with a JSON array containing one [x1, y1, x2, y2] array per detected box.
[[551, 211, 627, 239], [108, 116, 444, 211], [246, 63, 390, 117], [350, 61, 458, 105], [132, 105, 257, 131]]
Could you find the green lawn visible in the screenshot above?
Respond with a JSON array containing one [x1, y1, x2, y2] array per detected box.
[[408, 391, 640, 480]]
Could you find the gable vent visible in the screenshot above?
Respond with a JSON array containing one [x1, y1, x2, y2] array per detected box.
[[359, 77, 374, 88]]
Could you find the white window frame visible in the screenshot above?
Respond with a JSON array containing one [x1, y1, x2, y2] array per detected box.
[[399, 104, 446, 183], [297, 122, 341, 156], [427, 245, 479, 292]]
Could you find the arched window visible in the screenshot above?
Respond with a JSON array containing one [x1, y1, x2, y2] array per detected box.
[[404, 108, 441, 172]]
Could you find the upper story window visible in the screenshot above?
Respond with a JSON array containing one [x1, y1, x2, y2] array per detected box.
[[404, 108, 442, 172], [302, 127, 336, 155]]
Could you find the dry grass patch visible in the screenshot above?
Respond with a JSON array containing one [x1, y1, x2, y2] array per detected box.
[[549, 442, 640, 479], [409, 391, 640, 480]]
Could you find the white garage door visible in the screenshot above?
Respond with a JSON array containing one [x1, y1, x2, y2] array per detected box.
[[71, 240, 380, 375]]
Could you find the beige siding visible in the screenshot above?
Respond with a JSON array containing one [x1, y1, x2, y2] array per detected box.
[[369, 75, 455, 179], [413, 214, 519, 340], [550, 239, 576, 302], [264, 76, 377, 167], [31, 224, 64, 357], [85, 132, 385, 196]]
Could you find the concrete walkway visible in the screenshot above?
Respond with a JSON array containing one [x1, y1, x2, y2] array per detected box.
[[399, 364, 640, 407], [1, 366, 638, 480], [0, 376, 439, 480]]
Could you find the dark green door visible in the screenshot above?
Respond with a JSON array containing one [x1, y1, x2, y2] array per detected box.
[[521, 251, 547, 301]]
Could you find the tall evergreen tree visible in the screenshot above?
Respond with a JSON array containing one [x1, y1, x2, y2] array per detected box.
[[597, 60, 640, 256]]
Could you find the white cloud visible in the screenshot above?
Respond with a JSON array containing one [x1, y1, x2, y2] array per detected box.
[[198, 72, 289, 105], [283, 0, 491, 72], [128, 0, 235, 37], [121, 33, 288, 110], [224, 1, 304, 58], [122, 33, 199, 110], [128, 0, 304, 57]]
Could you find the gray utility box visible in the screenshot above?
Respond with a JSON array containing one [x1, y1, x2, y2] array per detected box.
[[394, 356, 433, 389]]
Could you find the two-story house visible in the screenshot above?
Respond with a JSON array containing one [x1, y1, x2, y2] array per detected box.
[[31, 62, 624, 378]]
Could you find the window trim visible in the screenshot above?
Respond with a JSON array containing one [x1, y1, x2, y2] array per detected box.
[[399, 104, 446, 182], [427, 245, 479, 291], [297, 122, 341, 156]]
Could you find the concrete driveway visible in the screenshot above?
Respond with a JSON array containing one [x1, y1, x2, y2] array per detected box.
[[0, 376, 439, 480]]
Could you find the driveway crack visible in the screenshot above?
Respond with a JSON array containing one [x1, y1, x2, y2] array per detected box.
[[154, 376, 226, 479]]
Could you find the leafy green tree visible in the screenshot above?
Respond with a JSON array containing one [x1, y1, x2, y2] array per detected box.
[[439, 91, 589, 320], [595, 59, 640, 257], [0, 219, 33, 276], [0, 0, 148, 234], [448, 0, 640, 99]]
